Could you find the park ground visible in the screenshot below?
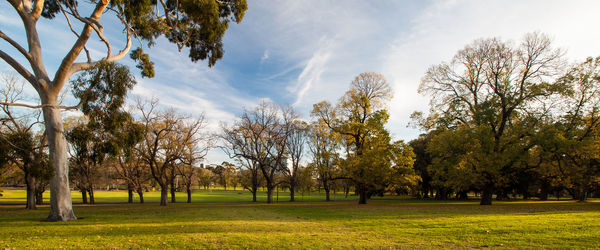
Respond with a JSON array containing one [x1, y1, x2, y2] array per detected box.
[[0, 189, 599, 248]]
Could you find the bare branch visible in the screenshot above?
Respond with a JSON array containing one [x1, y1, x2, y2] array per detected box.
[[0, 49, 38, 90], [0, 30, 33, 63]]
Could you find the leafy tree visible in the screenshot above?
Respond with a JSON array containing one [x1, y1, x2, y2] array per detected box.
[[1, 0, 246, 221], [111, 119, 147, 203], [197, 167, 214, 190], [312, 72, 416, 204], [418, 33, 564, 205], [308, 120, 341, 201]]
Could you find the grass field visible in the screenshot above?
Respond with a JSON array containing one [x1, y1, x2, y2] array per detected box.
[[1, 189, 599, 248]]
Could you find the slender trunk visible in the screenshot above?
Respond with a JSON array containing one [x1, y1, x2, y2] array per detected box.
[[266, 184, 274, 204], [170, 179, 176, 203], [480, 184, 493, 205], [128, 188, 134, 203], [289, 183, 295, 202], [88, 187, 95, 204], [81, 189, 88, 204], [35, 185, 44, 205], [44, 100, 76, 221], [160, 185, 168, 206], [187, 187, 192, 203], [251, 172, 258, 202], [325, 185, 331, 201], [26, 175, 36, 209], [137, 190, 144, 203]]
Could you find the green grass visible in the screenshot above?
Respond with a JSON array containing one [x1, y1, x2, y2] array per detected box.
[[0, 190, 599, 248]]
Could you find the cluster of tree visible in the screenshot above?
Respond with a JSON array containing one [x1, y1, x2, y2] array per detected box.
[[1, 0, 247, 221], [222, 72, 419, 204], [411, 32, 600, 205]]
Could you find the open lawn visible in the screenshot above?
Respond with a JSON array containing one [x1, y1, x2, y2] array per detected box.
[[0, 189, 599, 248]]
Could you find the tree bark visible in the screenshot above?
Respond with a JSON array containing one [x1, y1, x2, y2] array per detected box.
[[266, 185, 274, 203], [325, 185, 331, 201], [186, 187, 192, 203], [137, 190, 144, 203], [81, 189, 88, 204], [160, 185, 168, 206], [25, 175, 36, 209], [289, 183, 295, 202], [480, 184, 493, 205], [128, 188, 134, 203], [88, 187, 95, 204], [44, 102, 76, 221], [170, 185, 176, 203], [35, 185, 44, 205], [358, 187, 367, 204]]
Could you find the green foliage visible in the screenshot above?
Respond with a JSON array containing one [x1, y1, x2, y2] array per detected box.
[[41, 0, 247, 72]]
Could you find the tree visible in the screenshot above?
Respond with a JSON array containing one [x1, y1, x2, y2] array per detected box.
[[0, 74, 51, 209], [136, 99, 180, 206], [221, 102, 297, 203], [1, 0, 247, 221], [282, 120, 307, 201], [111, 118, 147, 203], [312, 72, 414, 204], [197, 167, 214, 190], [308, 120, 341, 201], [175, 115, 211, 203], [418, 33, 564, 205], [535, 56, 600, 201]]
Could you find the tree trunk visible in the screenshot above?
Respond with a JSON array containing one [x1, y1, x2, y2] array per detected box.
[[26, 175, 36, 209], [128, 188, 134, 203], [266, 184, 274, 204], [35, 185, 44, 205], [44, 102, 76, 221], [160, 185, 168, 206], [137, 190, 144, 203], [480, 184, 493, 205], [81, 189, 88, 204], [170, 183, 176, 203], [187, 187, 192, 203], [289, 183, 295, 202], [88, 187, 95, 204], [358, 186, 367, 204], [578, 190, 587, 202], [325, 186, 331, 201]]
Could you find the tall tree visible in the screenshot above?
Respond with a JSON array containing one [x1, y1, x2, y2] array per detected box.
[[0, 74, 51, 209], [418, 33, 564, 205], [308, 120, 341, 201], [282, 120, 307, 201], [1, 0, 247, 221], [222, 102, 297, 203], [312, 72, 414, 204]]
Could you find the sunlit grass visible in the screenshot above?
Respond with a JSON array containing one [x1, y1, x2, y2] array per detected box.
[[0, 190, 598, 248]]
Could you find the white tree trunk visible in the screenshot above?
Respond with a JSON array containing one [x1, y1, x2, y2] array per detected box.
[[43, 100, 76, 221]]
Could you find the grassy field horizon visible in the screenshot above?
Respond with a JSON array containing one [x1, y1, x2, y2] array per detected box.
[[1, 190, 599, 248]]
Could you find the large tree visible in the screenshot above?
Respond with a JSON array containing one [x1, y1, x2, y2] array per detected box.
[[418, 33, 564, 205], [312, 72, 415, 204], [222, 102, 297, 203], [1, 0, 246, 221]]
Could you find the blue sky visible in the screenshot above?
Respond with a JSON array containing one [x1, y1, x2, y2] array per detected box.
[[2, 0, 600, 164]]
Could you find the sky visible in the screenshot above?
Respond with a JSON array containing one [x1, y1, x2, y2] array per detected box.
[[2, 0, 600, 164]]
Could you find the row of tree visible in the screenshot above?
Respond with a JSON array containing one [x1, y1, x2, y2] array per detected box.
[[410, 32, 600, 205]]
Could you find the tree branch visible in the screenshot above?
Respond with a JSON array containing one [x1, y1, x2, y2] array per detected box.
[[0, 50, 39, 90], [0, 30, 33, 63]]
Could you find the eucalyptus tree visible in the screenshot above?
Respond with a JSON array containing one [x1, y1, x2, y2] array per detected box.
[[221, 102, 297, 203], [1, 0, 247, 221], [418, 33, 565, 205]]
